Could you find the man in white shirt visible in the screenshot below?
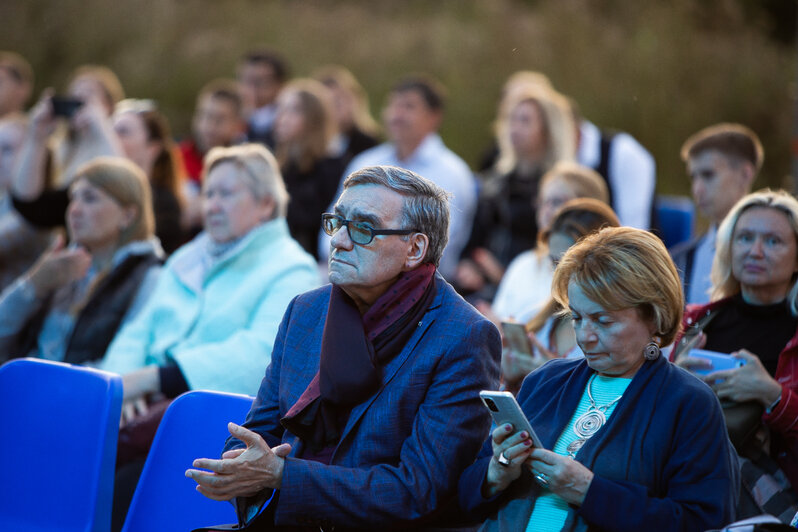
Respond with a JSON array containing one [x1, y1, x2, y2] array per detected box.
[[577, 119, 656, 230], [670, 123, 762, 304], [320, 75, 477, 279]]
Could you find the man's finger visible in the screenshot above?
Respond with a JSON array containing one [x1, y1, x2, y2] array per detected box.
[[272, 443, 292, 458], [192, 458, 226, 472], [186, 468, 235, 489], [196, 485, 233, 501], [228, 422, 265, 448], [221, 448, 246, 460]]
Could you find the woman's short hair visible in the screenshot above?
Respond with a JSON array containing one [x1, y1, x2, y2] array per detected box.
[[73, 156, 155, 246], [494, 85, 576, 175], [551, 226, 684, 346], [275, 78, 335, 173], [203, 143, 288, 219], [343, 165, 450, 268], [539, 161, 610, 204], [542, 198, 620, 245], [527, 199, 620, 333], [711, 189, 798, 313]]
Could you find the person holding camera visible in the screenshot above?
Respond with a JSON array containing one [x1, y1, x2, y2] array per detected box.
[[460, 227, 737, 531]]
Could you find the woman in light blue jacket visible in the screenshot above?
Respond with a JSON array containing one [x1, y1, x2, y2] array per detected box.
[[101, 143, 320, 408]]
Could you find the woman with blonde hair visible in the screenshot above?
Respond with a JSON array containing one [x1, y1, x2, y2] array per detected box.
[[461, 227, 737, 531], [313, 64, 380, 164], [273, 78, 345, 258], [672, 189, 798, 521], [101, 143, 319, 409], [459, 86, 576, 299], [0, 156, 162, 364], [490, 162, 609, 322]]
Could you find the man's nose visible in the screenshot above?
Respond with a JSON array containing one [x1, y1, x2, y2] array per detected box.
[[691, 180, 704, 200], [330, 224, 354, 250]]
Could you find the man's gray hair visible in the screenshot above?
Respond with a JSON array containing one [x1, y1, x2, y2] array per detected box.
[[343, 165, 450, 267], [203, 143, 289, 218]]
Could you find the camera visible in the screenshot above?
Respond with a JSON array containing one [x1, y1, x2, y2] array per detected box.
[[51, 97, 83, 118], [482, 397, 498, 412]]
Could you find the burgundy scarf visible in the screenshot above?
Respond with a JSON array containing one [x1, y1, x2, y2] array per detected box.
[[281, 263, 436, 454]]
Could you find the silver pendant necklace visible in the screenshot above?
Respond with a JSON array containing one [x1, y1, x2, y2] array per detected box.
[[566, 374, 624, 458]]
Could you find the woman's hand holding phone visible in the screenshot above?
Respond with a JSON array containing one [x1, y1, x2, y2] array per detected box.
[[483, 423, 535, 498]]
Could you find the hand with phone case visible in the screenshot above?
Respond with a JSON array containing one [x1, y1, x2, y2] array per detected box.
[[710, 349, 783, 407], [479, 391, 538, 497]]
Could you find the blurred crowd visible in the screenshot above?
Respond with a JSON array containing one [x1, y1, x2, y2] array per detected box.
[[2, 45, 798, 529]]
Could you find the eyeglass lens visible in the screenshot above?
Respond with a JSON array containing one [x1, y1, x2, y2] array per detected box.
[[323, 215, 373, 245]]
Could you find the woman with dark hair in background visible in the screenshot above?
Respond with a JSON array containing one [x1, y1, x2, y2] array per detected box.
[[112, 99, 184, 253], [274, 78, 345, 258]]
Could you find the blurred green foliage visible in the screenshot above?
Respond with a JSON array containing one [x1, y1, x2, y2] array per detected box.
[[1, 0, 794, 205]]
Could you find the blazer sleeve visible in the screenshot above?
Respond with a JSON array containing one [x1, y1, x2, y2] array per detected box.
[[223, 295, 298, 452], [273, 318, 501, 528]]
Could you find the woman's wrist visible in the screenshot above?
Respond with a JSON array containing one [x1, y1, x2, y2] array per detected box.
[[481, 468, 503, 499], [764, 384, 782, 412]]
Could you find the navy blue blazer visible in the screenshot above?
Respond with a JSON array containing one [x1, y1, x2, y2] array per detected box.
[[459, 356, 739, 531], [228, 275, 501, 528]]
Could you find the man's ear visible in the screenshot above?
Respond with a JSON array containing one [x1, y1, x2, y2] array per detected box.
[[740, 161, 756, 191], [404, 232, 429, 270]]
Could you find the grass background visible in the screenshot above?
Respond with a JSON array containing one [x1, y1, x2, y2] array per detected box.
[[1, 0, 795, 204]]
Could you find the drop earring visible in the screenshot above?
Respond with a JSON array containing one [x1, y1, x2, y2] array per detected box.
[[643, 341, 660, 361]]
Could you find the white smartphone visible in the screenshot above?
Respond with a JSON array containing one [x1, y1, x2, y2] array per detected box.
[[479, 390, 544, 448], [501, 321, 534, 358]]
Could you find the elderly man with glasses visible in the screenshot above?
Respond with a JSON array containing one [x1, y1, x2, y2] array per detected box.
[[188, 165, 500, 530]]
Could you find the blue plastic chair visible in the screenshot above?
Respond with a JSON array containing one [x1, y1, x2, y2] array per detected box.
[[0, 358, 123, 532], [122, 390, 254, 532], [655, 195, 695, 249]]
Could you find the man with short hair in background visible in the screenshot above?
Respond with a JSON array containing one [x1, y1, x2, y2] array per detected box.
[[188, 165, 500, 530], [323, 75, 477, 280], [670, 123, 762, 304], [179, 79, 245, 232], [237, 48, 288, 148]]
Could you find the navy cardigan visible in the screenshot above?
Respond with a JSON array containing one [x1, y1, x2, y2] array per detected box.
[[459, 356, 739, 532]]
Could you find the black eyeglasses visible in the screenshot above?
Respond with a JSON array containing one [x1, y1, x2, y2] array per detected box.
[[322, 213, 416, 246]]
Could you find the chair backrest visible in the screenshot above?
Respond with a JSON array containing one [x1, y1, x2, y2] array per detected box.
[[122, 390, 254, 532], [655, 195, 695, 249], [0, 358, 123, 532]]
